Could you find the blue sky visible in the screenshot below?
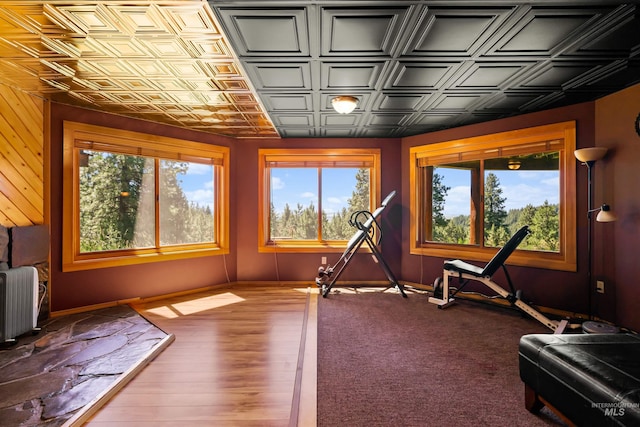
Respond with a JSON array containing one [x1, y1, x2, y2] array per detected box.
[[271, 168, 360, 215], [178, 165, 360, 215], [178, 162, 214, 210], [438, 167, 559, 217], [177, 164, 559, 218]]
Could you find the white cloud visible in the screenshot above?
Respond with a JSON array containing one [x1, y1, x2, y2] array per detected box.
[[185, 188, 214, 210], [301, 191, 315, 199], [502, 183, 558, 210], [272, 176, 285, 190], [187, 163, 212, 175], [322, 196, 348, 215], [443, 178, 558, 217], [443, 186, 470, 217], [501, 172, 559, 209]]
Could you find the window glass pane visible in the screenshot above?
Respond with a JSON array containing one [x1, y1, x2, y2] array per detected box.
[[160, 160, 215, 246], [79, 150, 155, 252], [322, 168, 370, 240], [410, 122, 574, 271], [258, 149, 380, 250], [483, 153, 559, 251], [270, 168, 318, 240], [431, 162, 476, 244]]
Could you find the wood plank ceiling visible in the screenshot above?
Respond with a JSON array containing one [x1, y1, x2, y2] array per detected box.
[[0, 1, 639, 139]]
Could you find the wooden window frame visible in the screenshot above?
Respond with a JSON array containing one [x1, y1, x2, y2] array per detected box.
[[62, 121, 229, 272], [258, 148, 381, 253], [409, 121, 577, 272]]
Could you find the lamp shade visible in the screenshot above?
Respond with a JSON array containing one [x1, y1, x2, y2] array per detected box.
[[574, 147, 608, 163], [331, 96, 358, 114], [595, 204, 616, 222]]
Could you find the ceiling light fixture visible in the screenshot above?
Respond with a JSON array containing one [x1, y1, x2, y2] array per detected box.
[[331, 96, 358, 114], [508, 159, 521, 170]]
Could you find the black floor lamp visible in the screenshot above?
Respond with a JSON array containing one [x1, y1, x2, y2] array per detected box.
[[574, 147, 616, 324]]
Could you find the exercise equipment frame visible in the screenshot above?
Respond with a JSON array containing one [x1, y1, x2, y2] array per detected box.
[[428, 225, 566, 333], [315, 190, 406, 298]]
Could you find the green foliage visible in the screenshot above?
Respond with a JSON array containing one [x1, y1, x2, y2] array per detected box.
[[484, 172, 507, 230], [79, 152, 148, 252], [485, 224, 510, 247], [349, 168, 370, 213], [271, 168, 370, 241], [436, 217, 469, 244], [322, 207, 352, 240], [429, 171, 559, 252], [79, 152, 215, 252], [528, 200, 559, 251], [432, 172, 450, 227], [159, 160, 213, 245], [514, 204, 536, 231]]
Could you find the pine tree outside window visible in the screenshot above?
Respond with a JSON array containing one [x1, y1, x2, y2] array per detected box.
[[63, 122, 229, 271], [258, 149, 381, 252]]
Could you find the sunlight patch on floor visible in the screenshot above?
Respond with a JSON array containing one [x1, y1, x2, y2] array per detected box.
[[144, 292, 246, 318]]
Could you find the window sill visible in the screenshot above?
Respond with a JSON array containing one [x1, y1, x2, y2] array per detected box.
[[259, 243, 372, 253], [62, 247, 228, 272], [410, 244, 576, 272]]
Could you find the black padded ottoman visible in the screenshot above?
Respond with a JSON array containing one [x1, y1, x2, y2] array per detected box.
[[519, 333, 640, 426]]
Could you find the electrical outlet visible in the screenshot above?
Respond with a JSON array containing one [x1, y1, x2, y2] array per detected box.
[[321, 256, 327, 265], [596, 280, 605, 294]]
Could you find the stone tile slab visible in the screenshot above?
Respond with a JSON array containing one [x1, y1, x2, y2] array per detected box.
[[0, 305, 169, 425]]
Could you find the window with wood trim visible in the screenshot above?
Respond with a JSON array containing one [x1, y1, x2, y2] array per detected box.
[[409, 122, 577, 272], [258, 148, 381, 252], [63, 121, 229, 271]]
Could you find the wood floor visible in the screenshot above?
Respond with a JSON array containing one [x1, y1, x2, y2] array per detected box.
[[85, 284, 318, 427]]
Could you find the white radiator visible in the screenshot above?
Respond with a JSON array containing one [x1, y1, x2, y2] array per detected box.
[[0, 266, 38, 343]]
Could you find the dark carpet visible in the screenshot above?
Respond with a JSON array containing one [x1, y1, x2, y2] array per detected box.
[[317, 288, 566, 427], [0, 305, 172, 427]]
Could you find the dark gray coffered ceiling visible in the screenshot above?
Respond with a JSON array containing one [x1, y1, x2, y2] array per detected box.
[[210, 1, 640, 138]]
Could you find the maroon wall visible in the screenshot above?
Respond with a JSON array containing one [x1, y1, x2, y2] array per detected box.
[[48, 89, 640, 333], [595, 84, 640, 332], [233, 137, 402, 284], [401, 102, 597, 316], [49, 104, 238, 311], [49, 104, 402, 311]]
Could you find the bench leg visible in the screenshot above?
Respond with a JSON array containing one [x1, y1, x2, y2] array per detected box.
[[524, 384, 544, 413], [524, 383, 577, 426]]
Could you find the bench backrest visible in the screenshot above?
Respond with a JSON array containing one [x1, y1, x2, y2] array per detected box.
[[481, 225, 531, 277]]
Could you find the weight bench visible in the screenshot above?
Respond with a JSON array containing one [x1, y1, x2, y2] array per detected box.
[[315, 190, 406, 298], [428, 225, 565, 333]]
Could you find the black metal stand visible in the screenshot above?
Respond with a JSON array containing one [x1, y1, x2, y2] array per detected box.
[[585, 160, 595, 320], [315, 191, 406, 298]]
